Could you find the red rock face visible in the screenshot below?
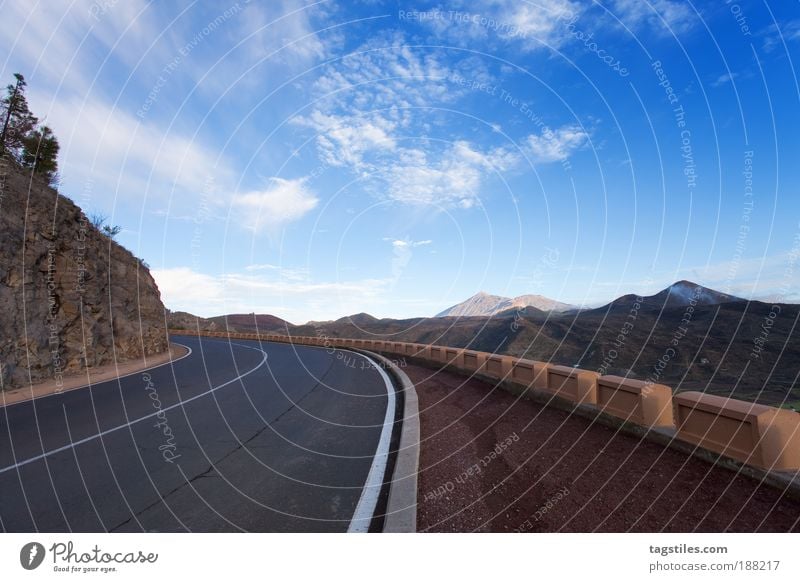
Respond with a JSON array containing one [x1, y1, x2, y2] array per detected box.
[[0, 159, 168, 390]]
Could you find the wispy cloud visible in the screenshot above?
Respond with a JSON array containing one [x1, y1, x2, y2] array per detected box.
[[238, 0, 334, 65], [233, 177, 319, 234], [153, 266, 393, 321], [30, 92, 233, 198], [610, 0, 697, 36], [293, 33, 588, 209], [414, 0, 582, 51], [4, 2, 331, 236], [382, 238, 433, 286], [0, 0, 162, 93], [761, 19, 800, 53], [710, 72, 738, 88], [525, 124, 589, 163], [380, 141, 518, 208], [497, 0, 579, 47], [293, 110, 398, 171], [384, 238, 433, 249], [243, 263, 311, 281]]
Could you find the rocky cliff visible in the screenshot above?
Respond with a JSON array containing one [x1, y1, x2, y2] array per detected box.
[[0, 158, 169, 390]]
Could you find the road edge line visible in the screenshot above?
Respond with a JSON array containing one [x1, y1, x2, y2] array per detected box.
[[353, 349, 419, 533], [346, 351, 396, 533]]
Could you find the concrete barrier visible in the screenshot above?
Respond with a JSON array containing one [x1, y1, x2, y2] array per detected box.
[[459, 350, 485, 373], [674, 392, 800, 470], [545, 365, 599, 405], [461, 350, 478, 370], [428, 346, 445, 363], [597, 376, 673, 428], [509, 359, 549, 391], [167, 329, 800, 474], [484, 354, 512, 380]]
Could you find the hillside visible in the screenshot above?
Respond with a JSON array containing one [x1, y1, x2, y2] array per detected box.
[[0, 160, 169, 389], [167, 311, 293, 333], [437, 291, 574, 317], [593, 280, 742, 313], [166, 281, 800, 406]]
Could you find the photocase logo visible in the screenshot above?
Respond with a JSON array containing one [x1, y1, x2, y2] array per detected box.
[[19, 542, 46, 570]]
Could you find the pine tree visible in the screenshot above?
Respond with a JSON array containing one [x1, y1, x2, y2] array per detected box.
[[21, 125, 59, 185], [0, 73, 38, 158]]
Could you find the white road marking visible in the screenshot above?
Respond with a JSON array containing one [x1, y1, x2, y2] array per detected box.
[[0, 343, 268, 476], [348, 352, 396, 533]]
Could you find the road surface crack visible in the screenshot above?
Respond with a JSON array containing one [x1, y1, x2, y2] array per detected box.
[[108, 356, 338, 531]]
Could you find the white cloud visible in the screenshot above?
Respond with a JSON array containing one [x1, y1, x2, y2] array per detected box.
[[416, 0, 582, 51], [525, 124, 589, 163], [3, 2, 327, 237], [610, 0, 697, 36], [384, 238, 433, 283], [153, 266, 393, 321], [501, 0, 579, 45], [233, 177, 319, 234], [0, 0, 160, 92], [33, 93, 316, 235], [380, 141, 518, 207], [761, 19, 800, 53], [2, 3, 243, 220], [385, 238, 433, 249], [244, 263, 311, 281], [711, 72, 738, 87], [384, 154, 480, 207], [294, 36, 523, 210], [244, 263, 281, 272], [26, 91, 233, 208], [153, 268, 226, 314], [293, 110, 397, 170], [238, 0, 332, 65]]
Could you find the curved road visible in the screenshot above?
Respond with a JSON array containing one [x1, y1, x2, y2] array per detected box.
[[0, 336, 394, 532]]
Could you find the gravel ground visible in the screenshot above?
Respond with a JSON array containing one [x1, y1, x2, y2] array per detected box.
[[407, 364, 800, 532]]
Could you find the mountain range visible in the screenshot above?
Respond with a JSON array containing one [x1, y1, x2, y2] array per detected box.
[[166, 281, 800, 406], [596, 280, 741, 313], [169, 280, 745, 332], [436, 291, 575, 317]]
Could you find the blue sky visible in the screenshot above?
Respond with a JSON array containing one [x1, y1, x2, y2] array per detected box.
[[3, 0, 800, 322]]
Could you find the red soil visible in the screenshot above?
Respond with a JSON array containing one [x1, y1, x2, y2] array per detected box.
[[407, 364, 800, 532]]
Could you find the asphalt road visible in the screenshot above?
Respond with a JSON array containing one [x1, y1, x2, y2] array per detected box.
[[0, 336, 393, 532]]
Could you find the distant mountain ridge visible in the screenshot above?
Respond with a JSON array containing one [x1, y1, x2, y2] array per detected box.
[[168, 281, 747, 332], [163, 280, 800, 405], [594, 280, 743, 313], [168, 311, 293, 333], [436, 291, 575, 317]]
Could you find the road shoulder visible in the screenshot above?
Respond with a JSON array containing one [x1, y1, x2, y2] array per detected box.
[[0, 342, 190, 407], [350, 349, 420, 533]]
